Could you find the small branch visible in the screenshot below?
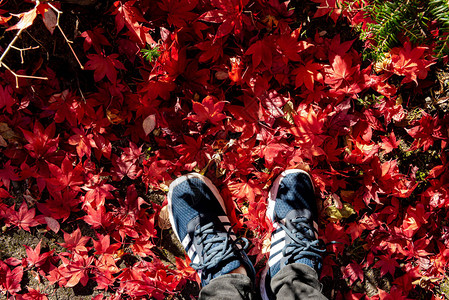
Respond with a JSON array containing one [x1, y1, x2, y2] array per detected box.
[[48, 3, 84, 70], [1, 62, 48, 88], [11, 45, 40, 64]]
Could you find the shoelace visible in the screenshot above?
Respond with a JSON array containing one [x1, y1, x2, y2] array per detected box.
[[190, 222, 249, 271], [281, 217, 325, 265]]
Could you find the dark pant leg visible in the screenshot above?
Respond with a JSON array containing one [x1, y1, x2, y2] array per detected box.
[[271, 263, 328, 300], [199, 273, 255, 300]]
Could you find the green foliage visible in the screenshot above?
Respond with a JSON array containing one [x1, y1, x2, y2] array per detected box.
[[141, 45, 160, 62], [346, 0, 449, 60]]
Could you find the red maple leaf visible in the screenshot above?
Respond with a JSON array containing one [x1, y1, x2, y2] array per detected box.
[[80, 27, 112, 53], [276, 31, 312, 62], [380, 131, 400, 153], [83, 203, 112, 229], [9, 202, 40, 232], [158, 0, 198, 27], [46, 157, 84, 192], [245, 38, 273, 70], [199, 0, 250, 40], [342, 261, 364, 285], [293, 60, 323, 91], [111, 0, 155, 47], [59, 254, 94, 287], [0, 85, 16, 114], [21, 121, 59, 160], [0, 263, 23, 294], [390, 41, 435, 84], [85, 53, 126, 83], [406, 111, 444, 151], [325, 54, 357, 89], [258, 90, 289, 119], [0, 161, 19, 190], [68, 128, 95, 158], [47, 90, 85, 127], [196, 35, 225, 63], [59, 228, 90, 254], [21, 288, 49, 300], [25, 240, 53, 269], [374, 255, 399, 277], [185, 96, 227, 125]]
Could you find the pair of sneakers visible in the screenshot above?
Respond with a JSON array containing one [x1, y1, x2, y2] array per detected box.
[[167, 169, 324, 300]]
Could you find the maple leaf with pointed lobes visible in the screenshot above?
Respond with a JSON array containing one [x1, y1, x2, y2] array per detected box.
[[0, 85, 16, 114], [406, 111, 445, 151], [389, 41, 435, 84], [374, 255, 399, 277], [47, 90, 85, 127], [245, 39, 273, 70], [196, 36, 225, 63], [59, 254, 94, 287], [325, 54, 357, 89], [186, 96, 227, 125], [59, 228, 90, 254], [85, 53, 126, 83], [80, 27, 112, 53], [276, 31, 312, 63], [21, 288, 49, 300], [158, 0, 198, 27], [111, 0, 155, 47], [0, 161, 19, 190], [83, 203, 112, 229], [258, 90, 289, 119], [9, 202, 40, 232], [199, 0, 250, 41], [25, 240, 53, 269], [381, 131, 400, 153], [68, 128, 96, 158], [293, 60, 323, 91], [37, 189, 80, 222], [21, 121, 59, 160], [342, 262, 364, 285], [46, 157, 84, 192], [0, 263, 23, 295]]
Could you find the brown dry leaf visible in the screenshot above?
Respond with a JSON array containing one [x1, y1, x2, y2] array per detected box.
[[158, 205, 171, 230]]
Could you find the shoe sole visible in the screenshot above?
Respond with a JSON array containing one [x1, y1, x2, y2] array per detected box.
[[167, 173, 228, 246], [260, 169, 313, 300]]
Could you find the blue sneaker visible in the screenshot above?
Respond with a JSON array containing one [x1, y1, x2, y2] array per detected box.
[[261, 169, 325, 300], [168, 173, 256, 286]]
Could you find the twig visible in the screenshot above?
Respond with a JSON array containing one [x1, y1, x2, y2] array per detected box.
[[11, 45, 40, 64], [1, 62, 48, 88], [48, 3, 84, 70], [0, 1, 48, 87]]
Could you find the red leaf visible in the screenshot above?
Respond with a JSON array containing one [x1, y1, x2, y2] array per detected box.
[[186, 96, 227, 125], [85, 53, 126, 83], [258, 90, 289, 119], [342, 262, 364, 285], [293, 61, 323, 91], [374, 255, 399, 277], [380, 131, 400, 153], [10, 202, 40, 232], [80, 27, 112, 53], [0, 85, 16, 114], [199, 0, 250, 40], [60, 228, 90, 254], [158, 0, 198, 27], [25, 240, 53, 268]]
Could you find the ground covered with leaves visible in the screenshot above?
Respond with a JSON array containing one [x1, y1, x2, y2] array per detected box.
[[0, 0, 449, 299]]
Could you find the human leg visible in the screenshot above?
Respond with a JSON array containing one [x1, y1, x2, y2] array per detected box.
[[168, 173, 256, 300], [261, 169, 327, 300]]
